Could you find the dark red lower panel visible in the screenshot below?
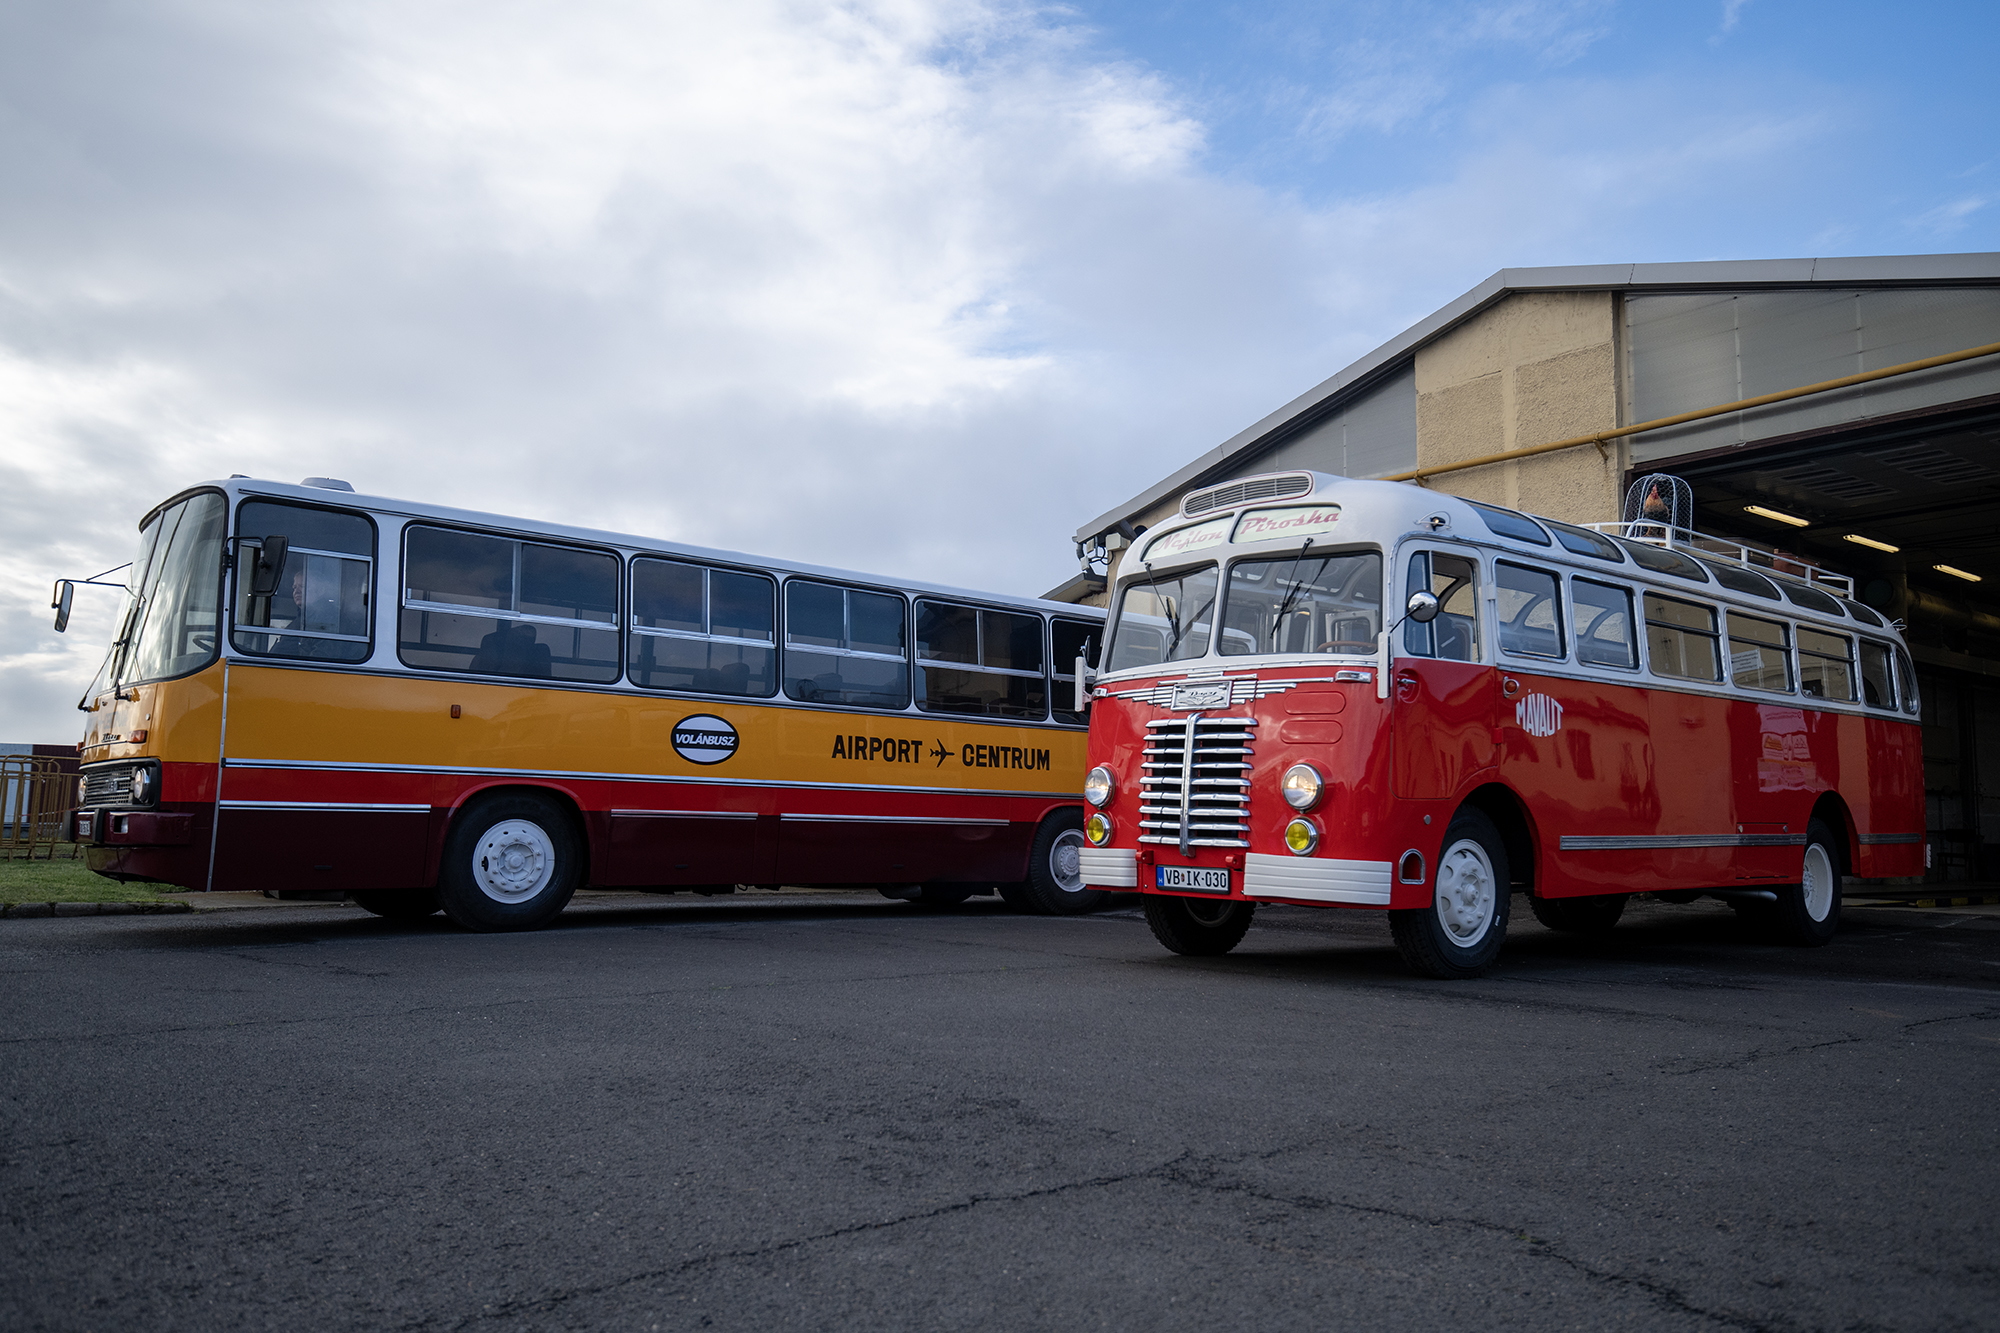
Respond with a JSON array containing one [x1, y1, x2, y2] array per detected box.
[[774, 820, 1033, 884], [209, 809, 432, 893], [604, 814, 777, 886]]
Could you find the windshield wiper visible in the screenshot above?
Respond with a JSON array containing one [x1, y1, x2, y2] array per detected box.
[[1266, 539, 1319, 651]]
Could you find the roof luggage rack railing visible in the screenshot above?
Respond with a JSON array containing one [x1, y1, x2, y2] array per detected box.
[[1584, 521, 1856, 598]]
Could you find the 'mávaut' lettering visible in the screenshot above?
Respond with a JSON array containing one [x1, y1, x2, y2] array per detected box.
[[830, 735, 923, 764], [960, 743, 1051, 771]]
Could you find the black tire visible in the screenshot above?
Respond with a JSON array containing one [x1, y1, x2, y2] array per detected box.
[[351, 888, 442, 920], [1528, 892, 1626, 934], [437, 791, 582, 932], [1770, 818, 1841, 947], [1389, 806, 1511, 978], [1012, 809, 1107, 916], [1143, 894, 1255, 956]]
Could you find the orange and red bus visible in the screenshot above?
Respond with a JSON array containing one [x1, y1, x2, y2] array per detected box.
[[63, 478, 1105, 928], [1074, 470, 1925, 977]]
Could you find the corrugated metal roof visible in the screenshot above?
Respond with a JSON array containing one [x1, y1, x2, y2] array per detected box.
[[1071, 251, 2000, 543]]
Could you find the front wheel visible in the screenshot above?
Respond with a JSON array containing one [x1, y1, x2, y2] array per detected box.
[[1144, 894, 1254, 956], [1770, 818, 1841, 946], [437, 792, 582, 932], [1012, 809, 1107, 915], [1389, 806, 1510, 978]]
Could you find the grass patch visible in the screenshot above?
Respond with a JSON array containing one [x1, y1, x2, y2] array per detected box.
[[0, 855, 179, 904]]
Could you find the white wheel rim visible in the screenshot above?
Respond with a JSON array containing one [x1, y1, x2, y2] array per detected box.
[[1801, 840, 1835, 922], [1050, 829, 1086, 894], [472, 819, 556, 904], [1434, 837, 1497, 948]]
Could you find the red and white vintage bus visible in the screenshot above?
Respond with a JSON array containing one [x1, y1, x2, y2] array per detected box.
[[1074, 470, 1925, 977], [61, 478, 1105, 929]]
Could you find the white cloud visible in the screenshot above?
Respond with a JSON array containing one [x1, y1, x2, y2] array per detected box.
[[0, 1, 1856, 740], [1912, 196, 1987, 236]]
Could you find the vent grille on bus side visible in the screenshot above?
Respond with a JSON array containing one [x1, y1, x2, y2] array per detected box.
[[81, 767, 135, 807], [1181, 473, 1313, 518], [1138, 716, 1255, 848]]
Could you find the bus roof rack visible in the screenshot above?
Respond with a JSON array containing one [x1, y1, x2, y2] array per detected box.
[[1584, 521, 1856, 598]]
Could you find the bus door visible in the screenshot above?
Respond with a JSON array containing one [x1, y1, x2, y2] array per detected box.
[[1392, 547, 1495, 800]]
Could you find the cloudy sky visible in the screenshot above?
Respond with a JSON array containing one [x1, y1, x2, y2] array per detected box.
[[3, 0, 1995, 740]]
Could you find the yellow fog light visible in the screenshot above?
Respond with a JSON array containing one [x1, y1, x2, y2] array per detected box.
[[1284, 818, 1319, 856], [1085, 812, 1113, 846], [1083, 765, 1115, 808], [1280, 763, 1323, 811]]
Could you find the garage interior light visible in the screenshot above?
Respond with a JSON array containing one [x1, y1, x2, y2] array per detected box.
[[1934, 564, 1982, 582], [1843, 534, 1900, 553], [1744, 504, 1810, 527]]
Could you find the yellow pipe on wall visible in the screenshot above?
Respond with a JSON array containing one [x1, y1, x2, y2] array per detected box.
[[1383, 338, 2000, 485]]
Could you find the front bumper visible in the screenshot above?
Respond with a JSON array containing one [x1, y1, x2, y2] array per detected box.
[[70, 809, 194, 846]]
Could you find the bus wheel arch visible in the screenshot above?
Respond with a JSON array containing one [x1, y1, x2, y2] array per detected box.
[[1461, 782, 1537, 897], [1391, 802, 1512, 978], [1808, 791, 1856, 877], [436, 785, 587, 932]]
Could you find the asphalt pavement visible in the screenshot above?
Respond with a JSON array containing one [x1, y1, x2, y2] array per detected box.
[[2, 891, 1996, 1331]]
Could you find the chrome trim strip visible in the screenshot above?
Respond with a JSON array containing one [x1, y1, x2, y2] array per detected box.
[[1560, 833, 1807, 850], [218, 800, 431, 813], [609, 809, 759, 820], [224, 757, 1071, 801], [779, 813, 1012, 826], [1858, 832, 1923, 844]]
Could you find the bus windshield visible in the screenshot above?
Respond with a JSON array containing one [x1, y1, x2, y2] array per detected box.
[[1220, 550, 1382, 655], [113, 493, 227, 688], [1105, 564, 1218, 672]]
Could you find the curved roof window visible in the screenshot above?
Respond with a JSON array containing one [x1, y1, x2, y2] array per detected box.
[[1780, 580, 1845, 617], [1465, 500, 1552, 546], [1841, 598, 1884, 627], [1544, 520, 1625, 562], [1700, 560, 1781, 600], [1619, 539, 1710, 583]]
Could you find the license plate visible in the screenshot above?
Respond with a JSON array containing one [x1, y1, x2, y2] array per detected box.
[[1169, 681, 1232, 710], [1156, 865, 1231, 893]]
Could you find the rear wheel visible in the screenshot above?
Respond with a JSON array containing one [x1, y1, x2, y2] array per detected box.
[[351, 888, 441, 920], [437, 792, 581, 932], [1770, 818, 1841, 947], [1013, 809, 1106, 915], [1389, 806, 1510, 978], [1144, 895, 1254, 956], [1529, 892, 1626, 934]]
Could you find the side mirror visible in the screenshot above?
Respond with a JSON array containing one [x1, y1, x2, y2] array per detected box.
[[249, 536, 290, 596], [1405, 589, 1440, 624], [51, 580, 74, 633], [1074, 653, 1097, 715]]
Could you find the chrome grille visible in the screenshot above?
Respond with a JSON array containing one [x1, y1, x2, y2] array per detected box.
[[1181, 472, 1312, 518], [81, 766, 135, 807], [1138, 715, 1254, 850]]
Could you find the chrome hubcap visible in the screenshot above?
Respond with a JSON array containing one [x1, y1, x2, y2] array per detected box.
[[1050, 829, 1086, 894]]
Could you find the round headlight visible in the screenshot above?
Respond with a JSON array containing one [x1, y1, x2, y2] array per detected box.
[[130, 767, 154, 804], [1083, 765, 1115, 808], [1280, 763, 1324, 811], [1084, 812, 1113, 846], [1284, 817, 1319, 856]]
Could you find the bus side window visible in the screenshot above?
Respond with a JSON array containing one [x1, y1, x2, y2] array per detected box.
[[1798, 628, 1854, 701], [914, 601, 1047, 720], [1051, 617, 1100, 726], [1894, 646, 1921, 717], [1495, 562, 1564, 660], [1402, 553, 1433, 657], [629, 558, 777, 697], [1430, 552, 1479, 662], [400, 526, 620, 683], [232, 500, 374, 664], [1726, 611, 1792, 693], [1858, 640, 1895, 709], [1572, 578, 1637, 669], [1643, 592, 1721, 682], [784, 581, 909, 709]]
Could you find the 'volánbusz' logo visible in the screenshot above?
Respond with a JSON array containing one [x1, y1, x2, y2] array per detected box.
[[672, 714, 739, 765]]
